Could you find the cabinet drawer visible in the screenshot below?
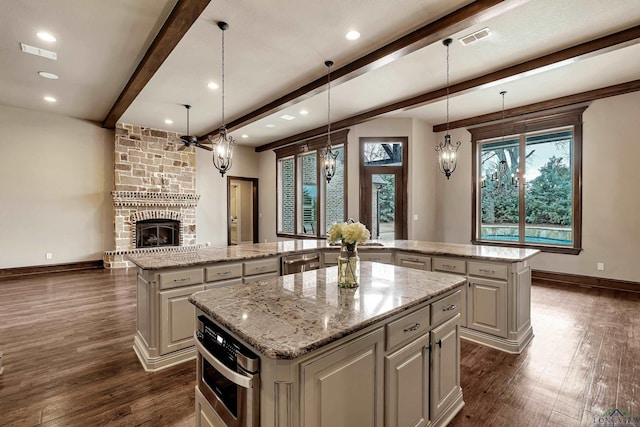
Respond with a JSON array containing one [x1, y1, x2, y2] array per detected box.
[[159, 268, 204, 290], [468, 261, 508, 280], [243, 258, 280, 276], [323, 251, 339, 266], [243, 271, 280, 284], [204, 277, 242, 290], [395, 252, 431, 271], [386, 305, 430, 351], [359, 252, 393, 264], [432, 257, 466, 275], [205, 263, 242, 282], [431, 290, 462, 326]]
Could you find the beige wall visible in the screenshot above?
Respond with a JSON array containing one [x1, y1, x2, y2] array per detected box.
[[0, 105, 113, 268], [196, 144, 260, 247], [434, 92, 640, 283]]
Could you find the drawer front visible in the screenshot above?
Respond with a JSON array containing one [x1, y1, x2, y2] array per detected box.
[[159, 268, 204, 290], [468, 261, 508, 280], [204, 277, 243, 290], [243, 258, 280, 276], [431, 290, 462, 326], [205, 263, 243, 282], [395, 252, 431, 271], [359, 252, 393, 264], [386, 305, 431, 351], [432, 257, 466, 275], [243, 271, 279, 284], [323, 252, 339, 266]]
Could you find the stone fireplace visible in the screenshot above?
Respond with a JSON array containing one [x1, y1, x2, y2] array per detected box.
[[103, 123, 206, 268]]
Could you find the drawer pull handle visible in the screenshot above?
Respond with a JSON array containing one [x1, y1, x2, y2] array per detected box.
[[437, 339, 442, 348], [257, 266, 267, 271], [479, 268, 495, 274], [443, 304, 456, 312], [443, 264, 455, 269], [218, 271, 230, 276], [173, 277, 190, 283], [403, 323, 421, 333]]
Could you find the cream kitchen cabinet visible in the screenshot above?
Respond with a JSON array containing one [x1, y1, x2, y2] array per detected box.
[[430, 313, 461, 423], [358, 251, 394, 264], [395, 251, 431, 271], [467, 277, 507, 338], [159, 284, 204, 355], [385, 333, 430, 427]]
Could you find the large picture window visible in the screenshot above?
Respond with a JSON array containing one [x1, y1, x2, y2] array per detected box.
[[276, 130, 348, 238], [471, 108, 584, 254]]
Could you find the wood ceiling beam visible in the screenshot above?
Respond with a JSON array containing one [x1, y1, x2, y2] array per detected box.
[[102, 0, 211, 129], [198, 0, 531, 141], [432, 79, 640, 132], [255, 24, 640, 152]]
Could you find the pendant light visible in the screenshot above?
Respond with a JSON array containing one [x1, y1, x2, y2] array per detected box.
[[490, 91, 518, 188], [320, 60, 339, 183], [435, 38, 461, 180], [209, 21, 236, 177]]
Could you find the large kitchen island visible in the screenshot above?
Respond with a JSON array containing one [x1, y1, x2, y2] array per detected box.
[[189, 262, 468, 427]]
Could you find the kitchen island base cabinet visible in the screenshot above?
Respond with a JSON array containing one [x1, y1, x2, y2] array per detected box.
[[431, 314, 462, 423], [301, 329, 384, 427]]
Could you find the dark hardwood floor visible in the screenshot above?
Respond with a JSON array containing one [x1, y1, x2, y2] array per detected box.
[[0, 269, 638, 426]]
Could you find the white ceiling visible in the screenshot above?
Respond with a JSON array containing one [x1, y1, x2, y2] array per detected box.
[[1, 0, 639, 148]]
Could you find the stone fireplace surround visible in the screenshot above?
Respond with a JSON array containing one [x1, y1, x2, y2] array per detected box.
[[103, 123, 206, 268]]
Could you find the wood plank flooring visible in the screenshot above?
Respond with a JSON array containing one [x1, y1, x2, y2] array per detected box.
[[0, 269, 638, 426]]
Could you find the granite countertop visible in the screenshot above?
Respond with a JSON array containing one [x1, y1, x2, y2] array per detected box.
[[127, 239, 539, 270], [189, 262, 466, 360]]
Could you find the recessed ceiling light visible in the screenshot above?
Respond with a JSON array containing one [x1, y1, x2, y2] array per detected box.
[[44, 96, 57, 103], [299, 109, 308, 115], [207, 82, 219, 90], [265, 124, 275, 128], [38, 71, 59, 79], [37, 31, 56, 42], [345, 30, 360, 41], [241, 134, 248, 139], [164, 119, 173, 125], [279, 114, 296, 121]]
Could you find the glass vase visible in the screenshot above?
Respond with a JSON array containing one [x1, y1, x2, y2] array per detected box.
[[337, 243, 360, 288]]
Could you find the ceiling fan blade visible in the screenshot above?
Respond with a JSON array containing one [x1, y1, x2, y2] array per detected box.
[[178, 144, 187, 151], [196, 144, 214, 151]]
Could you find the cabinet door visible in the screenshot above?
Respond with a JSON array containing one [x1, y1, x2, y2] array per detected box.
[[301, 329, 384, 427], [468, 277, 507, 338], [159, 284, 204, 355], [385, 334, 430, 427], [431, 313, 461, 422]]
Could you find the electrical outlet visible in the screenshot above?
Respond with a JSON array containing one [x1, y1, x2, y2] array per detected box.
[[45, 252, 53, 260], [413, 214, 419, 221], [597, 262, 605, 271]]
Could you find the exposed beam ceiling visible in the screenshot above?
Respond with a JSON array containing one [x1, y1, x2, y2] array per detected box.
[[198, 0, 531, 141], [102, 0, 211, 129], [255, 24, 640, 152]]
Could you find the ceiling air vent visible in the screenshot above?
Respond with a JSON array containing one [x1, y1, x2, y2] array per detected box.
[[459, 28, 492, 46], [20, 43, 57, 60]]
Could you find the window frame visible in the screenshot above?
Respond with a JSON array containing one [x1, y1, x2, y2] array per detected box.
[[470, 107, 584, 255], [275, 129, 349, 239]]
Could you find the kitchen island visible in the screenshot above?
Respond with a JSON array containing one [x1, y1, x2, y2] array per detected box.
[[189, 262, 467, 427], [128, 240, 538, 372]]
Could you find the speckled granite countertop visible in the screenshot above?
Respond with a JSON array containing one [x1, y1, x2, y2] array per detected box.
[[127, 239, 538, 270], [189, 262, 466, 359]]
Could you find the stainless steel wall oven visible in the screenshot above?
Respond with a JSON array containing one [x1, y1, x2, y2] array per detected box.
[[195, 315, 260, 427]]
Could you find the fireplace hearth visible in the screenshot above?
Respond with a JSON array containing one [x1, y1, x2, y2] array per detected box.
[[136, 219, 179, 248]]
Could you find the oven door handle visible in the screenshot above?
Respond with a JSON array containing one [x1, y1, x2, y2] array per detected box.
[[194, 333, 253, 389]]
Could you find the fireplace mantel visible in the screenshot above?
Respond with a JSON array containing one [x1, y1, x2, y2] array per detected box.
[[112, 191, 200, 207]]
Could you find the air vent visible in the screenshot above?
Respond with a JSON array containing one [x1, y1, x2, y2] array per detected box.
[[459, 28, 492, 46], [20, 43, 57, 60]]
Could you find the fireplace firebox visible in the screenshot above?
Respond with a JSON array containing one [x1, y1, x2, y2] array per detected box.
[[136, 219, 180, 248]]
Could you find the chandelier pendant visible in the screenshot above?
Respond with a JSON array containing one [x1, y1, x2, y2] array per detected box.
[[435, 38, 461, 180], [321, 60, 339, 183]]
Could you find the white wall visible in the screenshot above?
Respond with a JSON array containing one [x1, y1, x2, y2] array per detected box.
[[0, 105, 114, 268], [196, 144, 260, 247], [434, 92, 640, 283]]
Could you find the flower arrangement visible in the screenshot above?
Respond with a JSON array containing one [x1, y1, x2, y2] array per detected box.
[[327, 220, 370, 247]]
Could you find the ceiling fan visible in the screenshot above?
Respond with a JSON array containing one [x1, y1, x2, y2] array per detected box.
[[178, 104, 212, 151]]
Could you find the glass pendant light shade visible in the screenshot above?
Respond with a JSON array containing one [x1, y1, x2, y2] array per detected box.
[[435, 38, 461, 180], [211, 21, 236, 177], [321, 60, 338, 183]]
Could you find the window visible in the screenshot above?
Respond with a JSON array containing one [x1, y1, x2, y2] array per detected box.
[[471, 108, 584, 254], [276, 130, 348, 238]]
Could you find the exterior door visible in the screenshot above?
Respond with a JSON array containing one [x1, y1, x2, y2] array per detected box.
[[360, 137, 408, 240]]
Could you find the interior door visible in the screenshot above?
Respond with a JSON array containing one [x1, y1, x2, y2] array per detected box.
[[359, 138, 408, 240], [227, 177, 259, 245]]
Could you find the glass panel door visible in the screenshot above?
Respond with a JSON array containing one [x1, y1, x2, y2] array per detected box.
[[370, 174, 395, 240]]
